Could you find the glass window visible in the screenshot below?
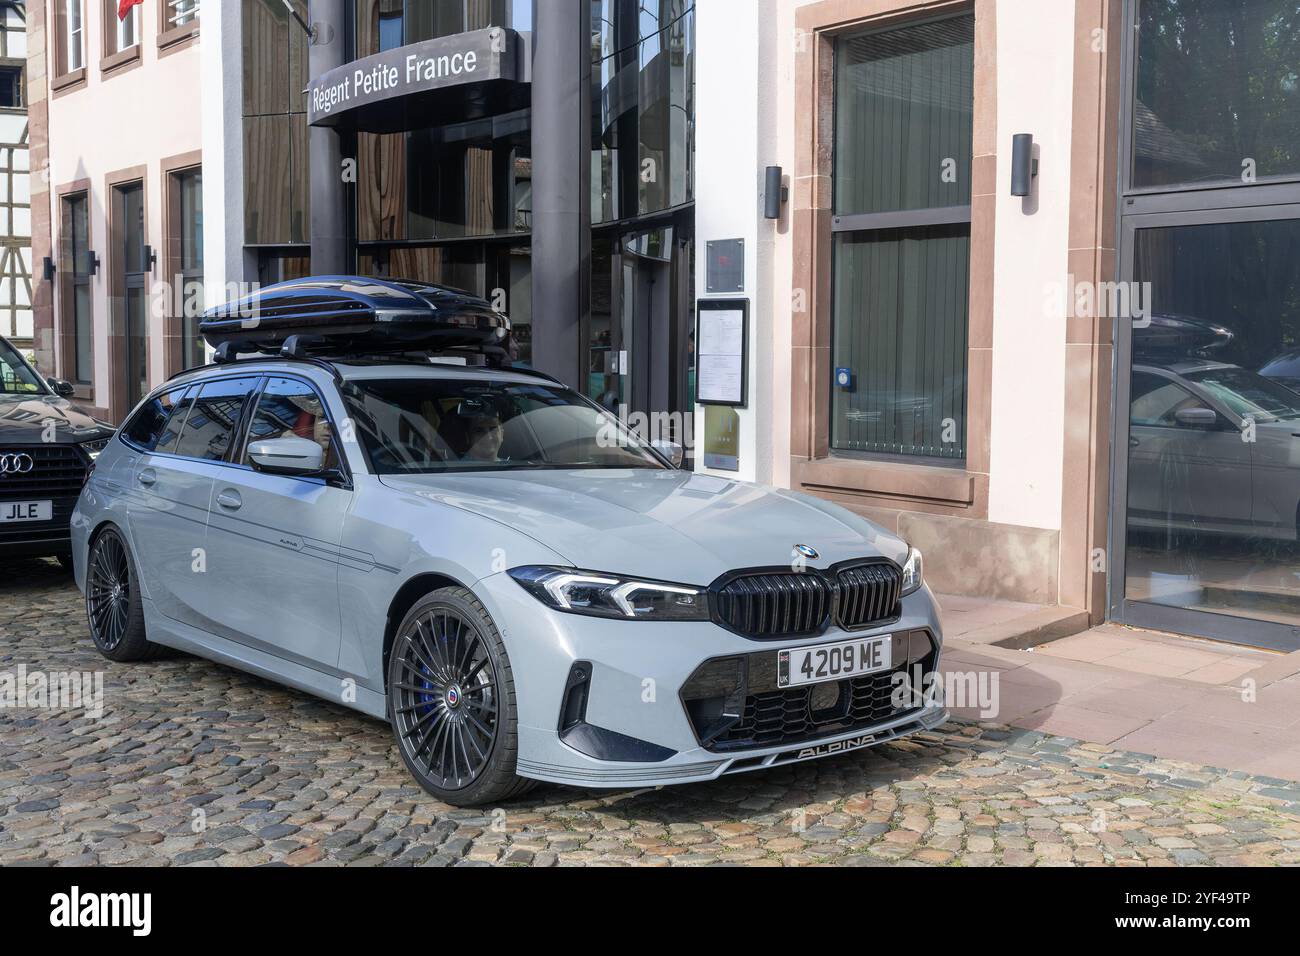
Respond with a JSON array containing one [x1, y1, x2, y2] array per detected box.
[[174, 168, 205, 369], [243, 377, 338, 468], [1125, 217, 1300, 628], [171, 376, 259, 460], [111, 3, 139, 53], [0, 337, 42, 393], [167, 0, 200, 28], [242, 0, 309, 245], [592, 1, 695, 223], [59, 193, 93, 385], [64, 1, 83, 73], [123, 386, 189, 450], [340, 377, 666, 474], [1133, 0, 1300, 189], [830, 14, 974, 461]]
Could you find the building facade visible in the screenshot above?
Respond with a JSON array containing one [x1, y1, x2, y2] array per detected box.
[[26, 0, 1300, 651], [30, 0, 203, 423], [695, 0, 1300, 651]]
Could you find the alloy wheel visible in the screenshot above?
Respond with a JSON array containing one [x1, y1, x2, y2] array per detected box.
[[391, 607, 499, 792], [87, 533, 131, 651]]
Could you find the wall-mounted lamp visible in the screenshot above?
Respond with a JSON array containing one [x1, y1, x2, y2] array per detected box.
[[764, 166, 789, 220], [42, 257, 56, 282], [143, 244, 158, 272], [1010, 133, 1038, 197], [84, 251, 100, 276]]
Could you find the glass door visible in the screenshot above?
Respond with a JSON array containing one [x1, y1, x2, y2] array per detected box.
[[1113, 206, 1300, 650]]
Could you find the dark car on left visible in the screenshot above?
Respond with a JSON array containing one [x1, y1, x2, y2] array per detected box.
[[0, 334, 113, 567]]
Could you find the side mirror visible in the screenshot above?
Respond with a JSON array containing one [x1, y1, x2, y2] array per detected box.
[[652, 439, 685, 468], [1174, 406, 1219, 429], [48, 378, 75, 397], [247, 436, 325, 476]]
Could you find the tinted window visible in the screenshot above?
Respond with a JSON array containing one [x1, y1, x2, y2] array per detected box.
[[1134, 0, 1300, 188], [123, 387, 189, 451], [172, 377, 260, 461], [243, 377, 339, 469], [0, 339, 43, 394]]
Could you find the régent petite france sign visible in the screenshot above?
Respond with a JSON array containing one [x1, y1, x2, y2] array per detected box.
[[306, 27, 520, 128]]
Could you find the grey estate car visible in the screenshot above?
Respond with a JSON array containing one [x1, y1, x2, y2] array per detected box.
[[71, 277, 945, 806]]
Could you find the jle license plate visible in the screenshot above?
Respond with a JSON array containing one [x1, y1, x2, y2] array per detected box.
[[0, 500, 52, 523], [778, 635, 892, 688]]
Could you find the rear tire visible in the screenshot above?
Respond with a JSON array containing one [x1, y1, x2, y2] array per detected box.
[[387, 587, 536, 806], [85, 527, 165, 662]]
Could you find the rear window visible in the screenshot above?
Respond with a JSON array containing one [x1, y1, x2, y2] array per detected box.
[[171, 377, 260, 461]]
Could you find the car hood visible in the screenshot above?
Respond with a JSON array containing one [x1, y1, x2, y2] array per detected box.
[[379, 469, 909, 584], [0, 394, 112, 443]]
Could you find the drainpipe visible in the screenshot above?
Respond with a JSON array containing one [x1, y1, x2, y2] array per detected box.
[[529, 0, 590, 388], [307, 0, 348, 275]]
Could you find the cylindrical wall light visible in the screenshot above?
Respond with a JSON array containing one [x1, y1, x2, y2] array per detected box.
[[764, 166, 788, 220], [1010, 133, 1038, 197]]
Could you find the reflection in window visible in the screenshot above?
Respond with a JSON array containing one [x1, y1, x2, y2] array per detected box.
[[242, 0, 309, 245], [1125, 218, 1300, 627], [592, 0, 695, 223], [1134, 0, 1300, 188]]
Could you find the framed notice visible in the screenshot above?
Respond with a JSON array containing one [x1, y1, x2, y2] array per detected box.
[[695, 299, 748, 407]]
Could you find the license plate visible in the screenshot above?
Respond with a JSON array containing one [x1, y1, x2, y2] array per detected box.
[[778, 635, 892, 688], [0, 500, 52, 523]]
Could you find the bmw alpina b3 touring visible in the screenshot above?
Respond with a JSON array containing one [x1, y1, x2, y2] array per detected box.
[[72, 277, 946, 806]]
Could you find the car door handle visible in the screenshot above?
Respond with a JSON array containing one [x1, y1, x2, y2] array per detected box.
[[216, 490, 242, 511], [137, 468, 157, 486], [1129, 437, 1140, 447]]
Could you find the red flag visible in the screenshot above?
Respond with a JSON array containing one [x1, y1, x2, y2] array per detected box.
[[118, 0, 144, 20]]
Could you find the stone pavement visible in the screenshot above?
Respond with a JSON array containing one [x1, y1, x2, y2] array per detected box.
[[3, 557, 1300, 866]]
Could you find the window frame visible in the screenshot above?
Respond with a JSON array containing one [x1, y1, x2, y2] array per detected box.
[[52, 0, 87, 88], [57, 189, 94, 390], [158, 0, 200, 53], [827, 9, 975, 465], [162, 156, 204, 376], [101, 0, 142, 75]]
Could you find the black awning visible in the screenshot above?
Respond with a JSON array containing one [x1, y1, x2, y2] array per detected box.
[[307, 28, 531, 134]]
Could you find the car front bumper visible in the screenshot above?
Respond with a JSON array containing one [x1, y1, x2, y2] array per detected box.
[[475, 571, 949, 789]]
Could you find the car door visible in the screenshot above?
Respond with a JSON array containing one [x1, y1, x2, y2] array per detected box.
[[120, 382, 222, 628], [200, 375, 351, 671]]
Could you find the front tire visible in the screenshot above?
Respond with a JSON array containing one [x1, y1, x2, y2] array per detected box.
[[387, 587, 535, 807], [85, 527, 164, 662]]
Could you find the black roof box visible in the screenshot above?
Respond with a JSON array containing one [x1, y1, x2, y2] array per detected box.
[[200, 276, 511, 356]]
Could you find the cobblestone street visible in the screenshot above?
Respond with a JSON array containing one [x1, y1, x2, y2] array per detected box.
[[3, 557, 1300, 867]]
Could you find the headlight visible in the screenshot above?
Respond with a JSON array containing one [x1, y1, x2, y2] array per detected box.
[[508, 566, 710, 621], [901, 547, 924, 596], [79, 437, 110, 460]]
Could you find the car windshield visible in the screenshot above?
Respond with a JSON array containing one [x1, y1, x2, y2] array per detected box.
[[1185, 366, 1300, 422], [341, 376, 667, 474], [0, 339, 45, 395]]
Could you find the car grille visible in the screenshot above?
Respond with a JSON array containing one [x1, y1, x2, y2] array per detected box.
[[714, 667, 911, 750], [712, 561, 903, 639], [836, 563, 903, 629], [0, 445, 87, 545], [0, 445, 89, 498], [713, 572, 833, 638]]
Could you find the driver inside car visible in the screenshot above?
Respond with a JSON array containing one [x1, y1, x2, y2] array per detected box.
[[461, 404, 507, 463]]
